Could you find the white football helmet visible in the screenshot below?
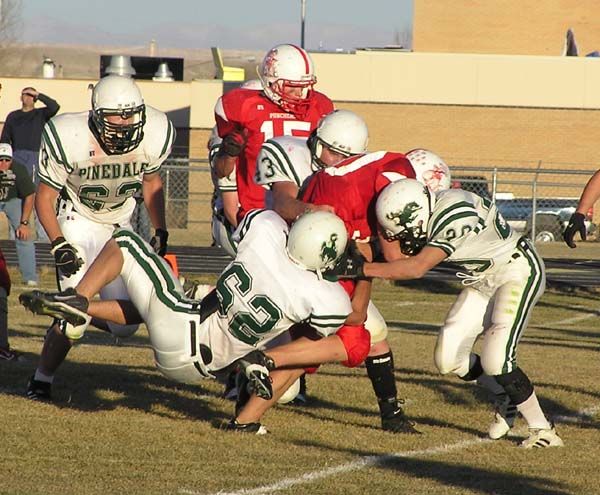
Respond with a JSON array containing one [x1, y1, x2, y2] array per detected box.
[[287, 210, 348, 273], [91, 75, 146, 154], [376, 179, 435, 254], [308, 110, 369, 170], [406, 148, 451, 193], [258, 44, 316, 115]]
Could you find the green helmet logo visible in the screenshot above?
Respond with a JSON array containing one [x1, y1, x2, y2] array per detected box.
[[320, 233, 339, 265], [386, 201, 422, 227]]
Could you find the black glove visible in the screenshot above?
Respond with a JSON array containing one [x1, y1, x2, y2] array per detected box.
[[220, 129, 247, 157], [563, 212, 586, 248], [51, 237, 84, 277], [324, 242, 367, 280], [150, 228, 169, 256]]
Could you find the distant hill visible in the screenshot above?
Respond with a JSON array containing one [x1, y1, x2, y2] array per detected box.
[[0, 43, 263, 81]]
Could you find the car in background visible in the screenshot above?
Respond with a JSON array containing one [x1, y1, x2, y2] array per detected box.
[[495, 198, 595, 242], [451, 175, 491, 198]]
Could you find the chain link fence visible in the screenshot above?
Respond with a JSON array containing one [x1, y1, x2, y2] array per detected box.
[[452, 165, 595, 243], [144, 159, 595, 246]]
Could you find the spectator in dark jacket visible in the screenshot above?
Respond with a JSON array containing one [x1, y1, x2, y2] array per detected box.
[[1, 87, 59, 241]]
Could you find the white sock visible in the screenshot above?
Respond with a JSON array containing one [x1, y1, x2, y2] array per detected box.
[[34, 369, 54, 384], [516, 392, 551, 430]]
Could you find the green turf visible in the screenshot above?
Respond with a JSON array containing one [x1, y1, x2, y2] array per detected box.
[[1, 270, 599, 494]]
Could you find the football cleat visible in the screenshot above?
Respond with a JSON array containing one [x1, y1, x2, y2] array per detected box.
[[26, 375, 52, 401], [236, 351, 275, 401], [381, 402, 421, 434], [489, 393, 518, 440], [19, 288, 90, 327], [520, 425, 564, 449], [224, 419, 268, 435]]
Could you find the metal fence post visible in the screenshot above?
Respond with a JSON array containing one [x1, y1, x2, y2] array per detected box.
[[491, 167, 498, 200]]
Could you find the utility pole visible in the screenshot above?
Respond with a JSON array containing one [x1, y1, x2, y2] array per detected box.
[[300, 0, 306, 49]]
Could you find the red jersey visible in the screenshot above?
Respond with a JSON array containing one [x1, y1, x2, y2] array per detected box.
[[301, 151, 416, 241], [215, 88, 333, 219]]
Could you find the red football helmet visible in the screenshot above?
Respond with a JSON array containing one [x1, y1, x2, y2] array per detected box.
[[258, 44, 316, 115]]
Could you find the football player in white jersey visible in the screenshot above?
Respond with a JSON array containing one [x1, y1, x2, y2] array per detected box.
[[255, 110, 426, 433], [27, 75, 175, 401], [208, 127, 238, 257], [334, 179, 564, 448], [21, 210, 372, 433]]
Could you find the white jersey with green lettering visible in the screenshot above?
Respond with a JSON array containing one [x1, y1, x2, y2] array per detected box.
[[112, 210, 352, 380], [39, 106, 175, 225], [255, 136, 313, 200], [202, 209, 352, 370], [427, 189, 520, 275]]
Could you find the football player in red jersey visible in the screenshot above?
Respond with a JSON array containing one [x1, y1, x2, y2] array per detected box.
[[213, 43, 333, 222], [301, 114, 424, 433]]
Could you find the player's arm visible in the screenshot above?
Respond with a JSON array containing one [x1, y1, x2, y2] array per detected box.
[[364, 245, 448, 280], [272, 181, 334, 222], [35, 182, 62, 242], [142, 171, 166, 231], [213, 104, 246, 178], [345, 278, 371, 325], [221, 190, 239, 228], [564, 170, 600, 248], [377, 231, 407, 261], [574, 170, 600, 214], [213, 153, 238, 179], [142, 171, 169, 256]]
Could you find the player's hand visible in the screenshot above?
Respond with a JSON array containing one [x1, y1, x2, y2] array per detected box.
[[51, 237, 84, 277], [221, 129, 247, 157], [563, 212, 586, 248], [324, 242, 367, 280], [150, 228, 169, 256]]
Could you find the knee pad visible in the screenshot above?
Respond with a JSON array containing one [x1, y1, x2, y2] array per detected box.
[[494, 367, 533, 405], [337, 324, 371, 368], [108, 322, 139, 338], [458, 354, 484, 382], [364, 302, 388, 344]]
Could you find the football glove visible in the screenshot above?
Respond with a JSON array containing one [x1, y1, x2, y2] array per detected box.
[[563, 212, 586, 248], [150, 228, 169, 256], [221, 129, 247, 157], [51, 237, 84, 277], [325, 242, 367, 280]]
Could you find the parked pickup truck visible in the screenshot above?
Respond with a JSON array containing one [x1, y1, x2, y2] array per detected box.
[[494, 198, 595, 242]]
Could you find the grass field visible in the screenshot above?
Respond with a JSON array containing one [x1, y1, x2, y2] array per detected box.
[[1, 269, 600, 495]]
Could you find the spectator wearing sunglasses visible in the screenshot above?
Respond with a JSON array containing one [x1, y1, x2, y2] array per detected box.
[[1, 87, 59, 241], [0, 143, 37, 287]]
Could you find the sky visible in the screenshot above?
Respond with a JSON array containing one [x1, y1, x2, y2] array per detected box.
[[20, 0, 414, 51]]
